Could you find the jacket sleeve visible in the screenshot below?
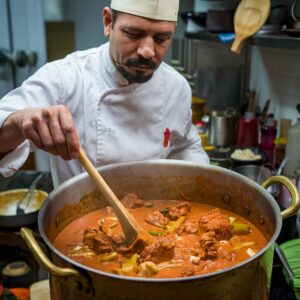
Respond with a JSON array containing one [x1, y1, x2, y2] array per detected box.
[[0, 63, 62, 177], [168, 120, 210, 164]]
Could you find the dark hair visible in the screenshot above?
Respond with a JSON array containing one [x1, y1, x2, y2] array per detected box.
[[111, 9, 119, 28]]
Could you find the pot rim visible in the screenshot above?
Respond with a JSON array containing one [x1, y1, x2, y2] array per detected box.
[[38, 159, 282, 282]]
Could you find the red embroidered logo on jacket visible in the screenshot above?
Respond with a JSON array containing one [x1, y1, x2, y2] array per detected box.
[[163, 128, 170, 147]]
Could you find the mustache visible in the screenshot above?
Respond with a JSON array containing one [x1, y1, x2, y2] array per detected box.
[[119, 57, 157, 69]]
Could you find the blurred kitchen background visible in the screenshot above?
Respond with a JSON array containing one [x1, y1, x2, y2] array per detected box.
[[1, 0, 300, 177]]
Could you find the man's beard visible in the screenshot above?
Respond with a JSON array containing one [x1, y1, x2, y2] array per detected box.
[[114, 56, 158, 83]]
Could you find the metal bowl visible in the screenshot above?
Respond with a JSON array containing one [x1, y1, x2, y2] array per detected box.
[[0, 189, 48, 227]]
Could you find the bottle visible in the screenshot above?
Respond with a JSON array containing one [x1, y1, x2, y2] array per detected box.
[[191, 96, 205, 124], [274, 118, 291, 168], [236, 112, 259, 147], [283, 118, 300, 177], [260, 115, 277, 169]]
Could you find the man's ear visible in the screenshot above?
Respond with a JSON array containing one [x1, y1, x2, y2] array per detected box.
[[103, 7, 112, 38]]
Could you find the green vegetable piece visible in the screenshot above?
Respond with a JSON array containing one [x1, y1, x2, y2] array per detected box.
[[233, 241, 255, 250], [160, 207, 170, 215], [229, 216, 237, 224], [122, 253, 139, 275], [99, 251, 119, 262], [167, 216, 186, 233], [148, 230, 165, 236], [232, 222, 250, 235]]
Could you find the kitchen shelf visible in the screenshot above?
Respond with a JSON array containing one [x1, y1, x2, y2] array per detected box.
[[185, 31, 300, 50]]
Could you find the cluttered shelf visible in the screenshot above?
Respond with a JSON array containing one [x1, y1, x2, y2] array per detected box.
[[185, 31, 300, 50]]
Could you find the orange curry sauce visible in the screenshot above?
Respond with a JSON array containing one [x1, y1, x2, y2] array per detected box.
[[53, 196, 267, 278]]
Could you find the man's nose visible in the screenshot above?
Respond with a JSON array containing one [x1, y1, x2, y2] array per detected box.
[[137, 37, 155, 59]]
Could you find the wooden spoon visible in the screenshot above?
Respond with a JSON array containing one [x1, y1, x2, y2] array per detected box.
[[78, 147, 151, 246], [231, 0, 270, 54]]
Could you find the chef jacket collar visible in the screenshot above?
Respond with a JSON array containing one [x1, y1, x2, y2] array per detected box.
[[102, 42, 131, 87]]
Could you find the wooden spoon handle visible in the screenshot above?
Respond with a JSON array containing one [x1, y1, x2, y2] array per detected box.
[[78, 147, 147, 244], [231, 34, 246, 54]]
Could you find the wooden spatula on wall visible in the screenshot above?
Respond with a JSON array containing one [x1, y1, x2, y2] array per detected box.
[[231, 0, 270, 54]]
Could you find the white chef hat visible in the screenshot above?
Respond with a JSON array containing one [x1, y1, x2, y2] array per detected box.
[[110, 0, 179, 21]]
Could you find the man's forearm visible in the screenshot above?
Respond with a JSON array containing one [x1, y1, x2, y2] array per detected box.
[[0, 113, 25, 157]]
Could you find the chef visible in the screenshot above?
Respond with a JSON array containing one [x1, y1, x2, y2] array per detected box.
[[0, 0, 209, 188]]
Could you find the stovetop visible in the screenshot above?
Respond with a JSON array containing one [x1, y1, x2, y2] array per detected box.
[[0, 171, 53, 289], [270, 253, 297, 300]]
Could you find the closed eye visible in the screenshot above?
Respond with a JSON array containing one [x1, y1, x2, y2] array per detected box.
[[154, 34, 172, 43], [123, 29, 144, 39]]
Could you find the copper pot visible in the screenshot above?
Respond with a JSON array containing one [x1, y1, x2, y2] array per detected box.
[[20, 160, 300, 300]]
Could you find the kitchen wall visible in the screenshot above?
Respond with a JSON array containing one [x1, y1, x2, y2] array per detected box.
[[172, 38, 245, 110], [0, 0, 46, 94], [0, 0, 13, 95], [61, 0, 194, 62], [249, 46, 300, 125], [192, 0, 300, 127], [62, 0, 109, 50], [186, 39, 300, 127], [0, 0, 49, 171]]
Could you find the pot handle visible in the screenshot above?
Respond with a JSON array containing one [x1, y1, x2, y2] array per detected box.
[[261, 175, 300, 219], [20, 227, 81, 278]]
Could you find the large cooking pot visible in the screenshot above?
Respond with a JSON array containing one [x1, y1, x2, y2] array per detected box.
[[20, 160, 300, 300]]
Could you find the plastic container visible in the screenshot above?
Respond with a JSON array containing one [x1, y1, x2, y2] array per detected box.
[[275, 118, 291, 168], [236, 112, 259, 147], [283, 118, 300, 177], [260, 116, 277, 169]]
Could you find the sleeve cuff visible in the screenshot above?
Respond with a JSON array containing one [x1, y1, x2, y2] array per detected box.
[[0, 140, 30, 177]]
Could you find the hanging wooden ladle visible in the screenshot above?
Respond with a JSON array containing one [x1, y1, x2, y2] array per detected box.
[[231, 0, 270, 54], [78, 147, 151, 246]]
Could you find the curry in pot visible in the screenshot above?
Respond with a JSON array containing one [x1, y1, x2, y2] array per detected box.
[[53, 194, 267, 278]]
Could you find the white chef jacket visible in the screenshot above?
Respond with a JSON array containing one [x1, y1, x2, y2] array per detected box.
[[0, 43, 209, 187]]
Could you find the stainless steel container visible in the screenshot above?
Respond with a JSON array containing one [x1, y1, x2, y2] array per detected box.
[[209, 109, 238, 147], [21, 160, 299, 300]]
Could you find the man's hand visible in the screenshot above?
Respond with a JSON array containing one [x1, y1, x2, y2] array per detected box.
[[0, 105, 80, 160]]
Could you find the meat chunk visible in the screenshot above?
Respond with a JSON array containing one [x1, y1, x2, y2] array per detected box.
[[139, 237, 175, 264], [218, 247, 234, 261], [98, 217, 119, 235], [93, 232, 114, 253], [183, 218, 199, 234], [84, 229, 128, 254], [145, 211, 169, 228], [166, 202, 191, 220], [120, 193, 144, 209], [199, 231, 218, 260], [176, 217, 199, 235], [200, 208, 232, 240], [82, 227, 98, 248], [83, 220, 127, 254], [110, 233, 125, 245], [83, 227, 98, 237]]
